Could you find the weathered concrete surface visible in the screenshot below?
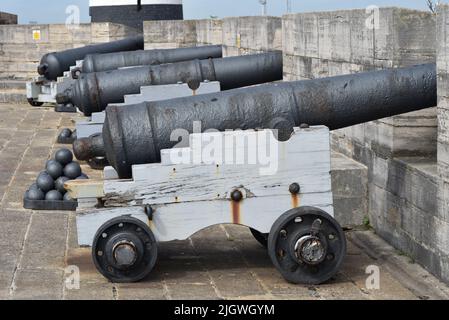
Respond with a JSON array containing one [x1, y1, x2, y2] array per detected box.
[[436, 4, 449, 284], [331, 153, 368, 228], [221, 16, 282, 57], [196, 19, 223, 46], [0, 23, 139, 80], [143, 16, 282, 57], [144, 20, 198, 50], [1, 103, 448, 300], [0, 80, 27, 104], [283, 7, 437, 158]]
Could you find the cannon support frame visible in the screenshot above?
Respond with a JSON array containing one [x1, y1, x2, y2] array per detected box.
[[67, 126, 345, 285]]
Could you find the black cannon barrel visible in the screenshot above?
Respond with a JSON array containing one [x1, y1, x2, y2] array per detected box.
[[57, 51, 283, 116], [38, 35, 144, 81], [79, 45, 223, 74], [74, 63, 437, 178]]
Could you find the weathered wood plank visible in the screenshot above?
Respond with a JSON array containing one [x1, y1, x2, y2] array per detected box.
[[65, 180, 105, 199], [104, 127, 332, 206]]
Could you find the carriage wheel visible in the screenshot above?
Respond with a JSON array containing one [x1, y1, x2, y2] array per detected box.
[[27, 98, 44, 107], [268, 207, 346, 285], [92, 216, 158, 283]]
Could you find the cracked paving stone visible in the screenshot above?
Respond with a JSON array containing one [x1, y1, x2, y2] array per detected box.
[[12, 268, 63, 300], [20, 212, 68, 270]]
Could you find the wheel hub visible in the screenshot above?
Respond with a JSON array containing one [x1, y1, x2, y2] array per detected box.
[[295, 235, 326, 265], [113, 241, 138, 267]]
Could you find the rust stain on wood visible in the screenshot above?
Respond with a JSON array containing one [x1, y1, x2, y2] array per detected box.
[[292, 194, 300, 208], [231, 201, 241, 224]]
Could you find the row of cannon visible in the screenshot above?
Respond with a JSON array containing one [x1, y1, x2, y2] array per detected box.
[[35, 34, 439, 286]]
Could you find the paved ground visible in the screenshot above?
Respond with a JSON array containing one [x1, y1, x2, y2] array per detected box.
[[1, 103, 449, 300]]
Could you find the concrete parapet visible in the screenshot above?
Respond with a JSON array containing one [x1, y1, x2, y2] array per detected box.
[[283, 7, 437, 158], [0, 23, 139, 80], [144, 20, 198, 49], [221, 16, 282, 56]]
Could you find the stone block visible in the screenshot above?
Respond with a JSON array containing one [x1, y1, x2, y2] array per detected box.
[[196, 19, 223, 45], [222, 16, 282, 53], [331, 152, 368, 227], [144, 20, 197, 49]]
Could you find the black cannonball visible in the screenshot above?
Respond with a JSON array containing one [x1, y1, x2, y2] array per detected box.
[[64, 162, 82, 179], [46, 159, 58, 167], [36, 172, 54, 193], [59, 128, 72, 139], [45, 190, 63, 201], [55, 176, 70, 194], [55, 148, 73, 166], [46, 161, 63, 180], [27, 188, 45, 201], [63, 192, 74, 202]]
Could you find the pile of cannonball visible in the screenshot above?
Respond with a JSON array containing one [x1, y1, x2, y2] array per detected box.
[[25, 148, 89, 202]]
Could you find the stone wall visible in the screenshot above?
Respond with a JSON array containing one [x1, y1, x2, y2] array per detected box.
[[0, 23, 139, 80], [196, 19, 223, 46], [283, 7, 447, 282], [283, 8, 437, 158], [220, 16, 282, 56], [0, 12, 17, 25], [143, 16, 282, 56], [436, 4, 449, 283], [144, 20, 198, 49]]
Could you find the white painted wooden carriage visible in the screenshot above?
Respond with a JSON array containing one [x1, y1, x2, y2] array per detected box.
[[66, 126, 346, 285]]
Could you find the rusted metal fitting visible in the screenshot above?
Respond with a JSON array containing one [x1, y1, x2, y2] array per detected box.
[[289, 183, 301, 195], [231, 190, 244, 202]]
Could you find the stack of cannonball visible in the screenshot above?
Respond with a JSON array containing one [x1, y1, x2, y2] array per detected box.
[[25, 148, 89, 203]]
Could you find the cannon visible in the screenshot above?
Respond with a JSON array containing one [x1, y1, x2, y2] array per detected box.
[[66, 63, 436, 285], [75, 45, 223, 76], [74, 63, 437, 179], [38, 35, 144, 81], [56, 52, 283, 116]]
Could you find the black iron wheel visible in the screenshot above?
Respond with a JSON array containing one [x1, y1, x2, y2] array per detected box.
[[27, 98, 44, 107], [268, 207, 346, 285], [250, 228, 268, 248], [92, 216, 158, 283]]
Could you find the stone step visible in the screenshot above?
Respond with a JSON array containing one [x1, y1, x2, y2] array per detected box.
[[0, 79, 27, 90], [331, 152, 368, 228], [0, 92, 28, 104]]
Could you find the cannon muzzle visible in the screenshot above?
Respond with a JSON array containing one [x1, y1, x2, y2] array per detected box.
[[74, 63, 437, 178], [73, 134, 105, 161], [60, 52, 284, 116]]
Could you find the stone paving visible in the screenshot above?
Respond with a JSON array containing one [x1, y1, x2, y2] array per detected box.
[[1, 103, 449, 300]]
